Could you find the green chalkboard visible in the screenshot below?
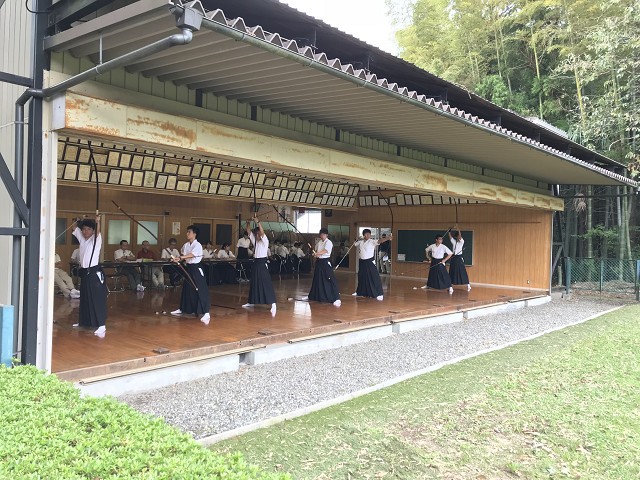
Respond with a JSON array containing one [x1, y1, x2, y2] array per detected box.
[[397, 230, 473, 265]]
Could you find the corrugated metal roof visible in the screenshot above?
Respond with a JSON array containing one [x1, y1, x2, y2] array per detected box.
[[213, 0, 622, 172], [44, 0, 636, 188]]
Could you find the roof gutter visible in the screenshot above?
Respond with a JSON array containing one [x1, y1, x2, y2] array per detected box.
[[183, 5, 634, 188]]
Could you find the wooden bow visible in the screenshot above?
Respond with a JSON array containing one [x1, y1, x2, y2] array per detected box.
[[111, 200, 199, 292]]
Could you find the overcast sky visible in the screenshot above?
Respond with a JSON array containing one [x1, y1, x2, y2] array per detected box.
[[279, 0, 399, 55]]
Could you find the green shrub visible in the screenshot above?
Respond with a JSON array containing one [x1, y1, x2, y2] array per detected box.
[[0, 365, 289, 479]]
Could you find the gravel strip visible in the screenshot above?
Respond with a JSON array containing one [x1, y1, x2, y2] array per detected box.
[[119, 296, 627, 439]]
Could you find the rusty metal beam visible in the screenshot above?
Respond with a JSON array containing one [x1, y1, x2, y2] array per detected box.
[[57, 92, 564, 211]]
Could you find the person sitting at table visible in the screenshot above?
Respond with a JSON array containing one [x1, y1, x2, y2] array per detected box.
[[54, 252, 80, 298], [114, 240, 144, 292], [200, 241, 216, 284], [161, 238, 181, 287], [203, 241, 216, 260], [136, 240, 164, 289], [216, 242, 238, 284], [217, 242, 236, 260]]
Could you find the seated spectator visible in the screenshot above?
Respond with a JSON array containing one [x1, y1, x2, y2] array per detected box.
[[136, 240, 164, 289], [54, 252, 80, 298], [216, 242, 238, 284], [216, 243, 236, 259], [203, 241, 216, 260], [161, 238, 181, 287], [114, 240, 144, 291]]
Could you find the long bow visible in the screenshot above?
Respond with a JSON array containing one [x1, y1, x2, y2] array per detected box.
[[111, 200, 199, 292], [87, 141, 100, 272], [271, 205, 314, 252], [377, 188, 394, 287], [249, 167, 258, 226], [377, 187, 394, 235]]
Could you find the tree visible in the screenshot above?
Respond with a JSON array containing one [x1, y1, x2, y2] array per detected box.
[[394, 0, 639, 261]]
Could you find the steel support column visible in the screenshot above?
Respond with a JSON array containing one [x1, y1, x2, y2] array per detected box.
[[21, 0, 50, 364]]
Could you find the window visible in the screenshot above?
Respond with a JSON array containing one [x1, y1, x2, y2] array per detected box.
[[137, 221, 159, 245], [55, 218, 67, 245], [108, 219, 130, 245], [296, 209, 321, 233]]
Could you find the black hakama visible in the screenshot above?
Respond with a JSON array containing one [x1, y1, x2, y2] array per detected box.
[[179, 263, 211, 315], [268, 256, 281, 274], [236, 247, 252, 277], [247, 257, 277, 305], [281, 255, 293, 273], [78, 266, 108, 328], [299, 257, 312, 273], [218, 261, 239, 284], [427, 257, 452, 289], [448, 254, 469, 285], [356, 257, 384, 298], [308, 258, 341, 303]]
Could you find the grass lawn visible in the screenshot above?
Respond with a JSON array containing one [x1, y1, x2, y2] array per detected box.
[[212, 305, 640, 479]]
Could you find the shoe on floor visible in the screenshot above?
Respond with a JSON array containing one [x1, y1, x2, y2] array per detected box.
[[136, 284, 145, 292], [270, 303, 277, 314], [333, 299, 341, 307], [351, 292, 357, 296], [71, 288, 80, 295], [200, 313, 210, 325], [72, 323, 80, 327], [70, 292, 80, 299], [420, 285, 427, 289], [170, 309, 182, 315], [242, 303, 254, 308], [94, 326, 106, 337], [449, 287, 454, 294], [301, 296, 309, 301], [376, 295, 383, 301], [467, 284, 472, 291]]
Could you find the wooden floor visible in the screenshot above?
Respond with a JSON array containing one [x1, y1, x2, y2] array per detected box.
[[52, 272, 543, 381]]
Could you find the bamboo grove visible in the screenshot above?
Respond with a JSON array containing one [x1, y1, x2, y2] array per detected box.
[[389, 0, 640, 259]]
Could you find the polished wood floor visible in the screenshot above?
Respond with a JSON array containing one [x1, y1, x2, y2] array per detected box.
[[52, 272, 543, 381]]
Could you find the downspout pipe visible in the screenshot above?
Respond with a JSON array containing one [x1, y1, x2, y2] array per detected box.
[[16, 27, 194, 107], [12, 13, 198, 361]]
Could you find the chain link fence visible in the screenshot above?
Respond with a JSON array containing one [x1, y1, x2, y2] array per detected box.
[[555, 257, 640, 300]]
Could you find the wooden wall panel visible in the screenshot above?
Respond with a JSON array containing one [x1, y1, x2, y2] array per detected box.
[[357, 203, 551, 290]]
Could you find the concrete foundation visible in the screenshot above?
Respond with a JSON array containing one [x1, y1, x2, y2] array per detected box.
[[77, 354, 240, 397], [392, 312, 464, 334], [245, 324, 394, 366]]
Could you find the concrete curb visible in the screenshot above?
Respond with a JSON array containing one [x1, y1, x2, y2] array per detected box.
[[197, 304, 624, 446]]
